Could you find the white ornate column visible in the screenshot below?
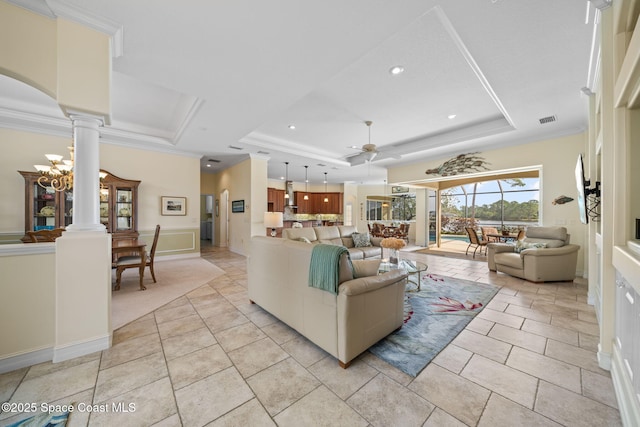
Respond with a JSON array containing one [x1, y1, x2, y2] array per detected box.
[[66, 114, 106, 232], [54, 113, 111, 363]]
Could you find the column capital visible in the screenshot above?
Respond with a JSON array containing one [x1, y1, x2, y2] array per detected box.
[[66, 110, 105, 129]]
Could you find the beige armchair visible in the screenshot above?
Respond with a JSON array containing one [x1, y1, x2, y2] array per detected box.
[[487, 226, 579, 283]]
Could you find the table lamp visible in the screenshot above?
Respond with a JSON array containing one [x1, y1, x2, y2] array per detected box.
[[264, 212, 283, 237]]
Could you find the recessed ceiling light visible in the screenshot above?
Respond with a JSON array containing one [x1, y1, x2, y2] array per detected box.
[[448, 114, 457, 119], [389, 66, 405, 75], [288, 124, 296, 130]]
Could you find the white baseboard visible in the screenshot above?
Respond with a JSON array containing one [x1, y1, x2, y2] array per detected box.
[[0, 347, 53, 374], [597, 343, 612, 370], [0, 334, 112, 374], [611, 345, 640, 427], [587, 290, 596, 306], [53, 333, 111, 363]]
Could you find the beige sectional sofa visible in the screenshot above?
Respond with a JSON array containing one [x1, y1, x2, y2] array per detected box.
[[282, 225, 382, 259], [248, 235, 407, 368], [487, 226, 580, 282]]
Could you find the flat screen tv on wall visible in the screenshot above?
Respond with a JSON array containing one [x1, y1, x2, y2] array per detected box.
[[575, 153, 601, 224], [575, 154, 589, 224]]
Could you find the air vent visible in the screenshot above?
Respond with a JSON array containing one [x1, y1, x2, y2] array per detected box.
[[228, 145, 243, 150], [257, 150, 270, 155], [317, 163, 326, 167], [539, 115, 557, 124], [207, 159, 221, 163]]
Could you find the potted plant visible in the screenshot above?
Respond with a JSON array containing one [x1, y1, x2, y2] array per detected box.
[[380, 237, 406, 265]]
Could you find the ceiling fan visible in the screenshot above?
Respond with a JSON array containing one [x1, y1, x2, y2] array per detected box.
[[346, 121, 401, 166], [347, 121, 379, 164]]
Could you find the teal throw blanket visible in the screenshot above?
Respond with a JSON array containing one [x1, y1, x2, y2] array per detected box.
[[309, 244, 351, 295]]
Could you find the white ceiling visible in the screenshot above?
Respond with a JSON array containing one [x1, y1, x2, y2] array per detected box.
[[1, 0, 599, 186]]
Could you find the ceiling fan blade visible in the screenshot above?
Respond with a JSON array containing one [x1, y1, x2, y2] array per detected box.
[[375, 151, 401, 160]]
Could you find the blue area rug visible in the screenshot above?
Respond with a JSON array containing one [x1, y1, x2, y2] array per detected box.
[[368, 273, 500, 377]]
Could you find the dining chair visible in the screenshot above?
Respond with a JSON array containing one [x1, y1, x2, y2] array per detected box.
[[26, 228, 65, 243], [115, 225, 161, 289], [480, 226, 499, 242], [395, 223, 410, 242], [465, 227, 488, 258]]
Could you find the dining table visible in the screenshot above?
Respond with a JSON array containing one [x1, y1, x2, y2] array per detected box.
[[112, 238, 147, 290], [487, 233, 518, 243]]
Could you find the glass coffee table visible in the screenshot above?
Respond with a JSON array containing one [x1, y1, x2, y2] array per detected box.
[[379, 259, 428, 292]]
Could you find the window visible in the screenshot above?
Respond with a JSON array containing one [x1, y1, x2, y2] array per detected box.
[[391, 194, 416, 221], [440, 177, 539, 235], [366, 199, 383, 221], [366, 194, 416, 221]]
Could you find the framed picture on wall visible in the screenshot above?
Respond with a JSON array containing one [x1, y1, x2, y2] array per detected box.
[[391, 186, 409, 194], [161, 196, 187, 215], [231, 200, 245, 213]]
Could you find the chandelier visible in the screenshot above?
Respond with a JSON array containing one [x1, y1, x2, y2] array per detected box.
[[33, 143, 107, 192], [34, 145, 75, 192]]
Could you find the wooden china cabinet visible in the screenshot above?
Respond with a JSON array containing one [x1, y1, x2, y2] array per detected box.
[[19, 170, 140, 242]]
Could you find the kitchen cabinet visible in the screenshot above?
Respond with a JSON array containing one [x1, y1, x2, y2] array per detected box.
[[269, 188, 342, 214], [267, 187, 286, 212], [294, 191, 311, 213]]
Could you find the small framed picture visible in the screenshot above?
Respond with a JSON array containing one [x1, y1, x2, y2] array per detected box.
[[161, 196, 187, 216], [231, 200, 245, 213], [391, 186, 409, 194]]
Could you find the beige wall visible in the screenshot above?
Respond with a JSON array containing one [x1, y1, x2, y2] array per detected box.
[[0, 1, 57, 98], [56, 18, 111, 119], [388, 132, 588, 274], [1, 128, 201, 256], [0, 250, 55, 360], [212, 156, 268, 255], [0, 3, 111, 120], [251, 157, 269, 238]]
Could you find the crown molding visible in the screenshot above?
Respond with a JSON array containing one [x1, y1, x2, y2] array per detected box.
[[241, 132, 351, 168], [589, 0, 612, 11], [0, 106, 71, 137], [5, 0, 55, 18], [172, 97, 205, 145], [0, 107, 201, 158], [433, 5, 515, 129]]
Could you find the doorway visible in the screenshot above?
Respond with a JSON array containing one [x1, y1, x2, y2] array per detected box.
[[220, 189, 229, 247], [200, 195, 215, 246]]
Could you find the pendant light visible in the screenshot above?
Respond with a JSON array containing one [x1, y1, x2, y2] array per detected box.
[[303, 166, 309, 200], [382, 179, 389, 207], [323, 172, 329, 203], [284, 162, 289, 200]]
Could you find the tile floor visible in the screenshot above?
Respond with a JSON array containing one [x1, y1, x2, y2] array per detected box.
[[0, 246, 622, 426]]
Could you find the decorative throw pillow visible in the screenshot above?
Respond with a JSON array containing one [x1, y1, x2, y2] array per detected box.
[[352, 259, 381, 278], [297, 237, 311, 243], [515, 240, 546, 253], [352, 232, 372, 247]]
